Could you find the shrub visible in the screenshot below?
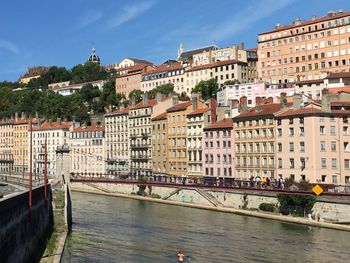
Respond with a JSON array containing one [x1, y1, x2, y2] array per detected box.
[[150, 193, 161, 199], [277, 194, 316, 216], [259, 203, 276, 212]]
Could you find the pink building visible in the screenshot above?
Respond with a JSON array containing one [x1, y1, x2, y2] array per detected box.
[[202, 119, 234, 179]]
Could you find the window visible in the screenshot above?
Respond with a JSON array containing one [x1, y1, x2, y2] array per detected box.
[[289, 128, 294, 136], [320, 126, 325, 135], [330, 126, 336, 136], [300, 158, 306, 170], [331, 141, 337, 151], [300, 142, 305, 152], [344, 142, 350, 152], [289, 158, 295, 169], [278, 158, 282, 169], [289, 142, 294, 152], [332, 175, 338, 184], [320, 141, 326, 151], [278, 143, 282, 152], [332, 158, 337, 169], [322, 175, 327, 182], [278, 128, 282, 137], [300, 127, 304, 136], [345, 159, 350, 169], [321, 158, 327, 168]]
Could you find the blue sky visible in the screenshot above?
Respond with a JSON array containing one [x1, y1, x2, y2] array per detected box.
[[1, 0, 350, 81]]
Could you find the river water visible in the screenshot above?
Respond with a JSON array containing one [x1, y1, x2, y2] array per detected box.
[[62, 192, 349, 263]]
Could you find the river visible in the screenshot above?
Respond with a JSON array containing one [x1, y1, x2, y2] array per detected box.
[[62, 192, 350, 263]]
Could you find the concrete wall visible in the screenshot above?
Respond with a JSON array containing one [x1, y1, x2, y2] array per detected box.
[[71, 182, 350, 222], [0, 185, 53, 263]]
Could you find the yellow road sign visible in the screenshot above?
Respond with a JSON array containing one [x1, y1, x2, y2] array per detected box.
[[312, 185, 324, 196]]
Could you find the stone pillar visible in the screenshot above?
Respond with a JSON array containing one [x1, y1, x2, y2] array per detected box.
[[56, 143, 70, 184]]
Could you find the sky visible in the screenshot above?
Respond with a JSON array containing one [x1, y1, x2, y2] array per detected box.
[[1, 0, 350, 81]]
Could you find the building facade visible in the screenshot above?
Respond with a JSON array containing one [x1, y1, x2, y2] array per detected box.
[[202, 119, 234, 179], [258, 10, 350, 83], [0, 118, 14, 173], [151, 112, 168, 175], [70, 125, 105, 176], [104, 106, 130, 176]]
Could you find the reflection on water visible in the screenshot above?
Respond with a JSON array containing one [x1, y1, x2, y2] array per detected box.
[[62, 192, 349, 263]]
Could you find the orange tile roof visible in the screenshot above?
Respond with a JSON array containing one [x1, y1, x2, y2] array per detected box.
[[33, 121, 71, 131], [187, 107, 208, 116], [73, 125, 104, 132], [105, 106, 130, 116], [295, 79, 324, 85], [276, 107, 321, 118], [133, 99, 157, 109], [116, 63, 151, 74], [326, 71, 350, 79], [259, 11, 350, 35], [127, 58, 152, 65], [329, 86, 350, 94], [211, 59, 247, 67], [14, 118, 43, 125], [142, 63, 184, 76], [233, 103, 283, 120], [167, 101, 192, 113], [152, 112, 167, 121], [204, 118, 233, 130]]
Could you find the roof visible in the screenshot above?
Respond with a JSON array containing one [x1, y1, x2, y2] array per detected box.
[[14, 118, 43, 125], [73, 125, 104, 132], [204, 118, 233, 130], [33, 121, 71, 131], [105, 106, 130, 116], [329, 86, 350, 94], [295, 79, 324, 85], [178, 45, 219, 61], [245, 48, 258, 52], [142, 62, 184, 76], [276, 106, 350, 118], [259, 11, 350, 36], [186, 59, 246, 72], [187, 108, 208, 117], [116, 63, 151, 74], [166, 101, 192, 113], [127, 58, 152, 65], [326, 71, 350, 79], [152, 112, 167, 121], [0, 119, 14, 125], [233, 103, 284, 120]]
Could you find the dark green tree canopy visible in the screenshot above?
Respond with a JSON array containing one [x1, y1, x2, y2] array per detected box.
[[148, 83, 175, 99], [70, 62, 108, 84], [128, 89, 144, 104], [191, 78, 218, 100]]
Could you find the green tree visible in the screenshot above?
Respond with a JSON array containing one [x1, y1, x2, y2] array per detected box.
[[224, 79, 240, 85], [148, 83, 175, 99], [128, 89, 144, 104], [191, 78, 218, 100], [27, 66, 72, 89], [70, 62, 108, 84], [79, 83, 101, 103]]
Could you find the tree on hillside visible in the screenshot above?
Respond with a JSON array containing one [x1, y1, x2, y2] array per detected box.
[[191, 78, 218, 100], [70, 62, 108, 84], [128, 89, 144, 104], [0, 81, 20, 90], [148, 83, 175, 99], [27, 66, 72, 89], [79, 83, 101, 103], [224, 79, 240, 85]]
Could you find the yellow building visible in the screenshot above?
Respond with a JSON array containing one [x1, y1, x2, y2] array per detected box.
[[13, 118, 30, 173], [151, 112, 168, 176]]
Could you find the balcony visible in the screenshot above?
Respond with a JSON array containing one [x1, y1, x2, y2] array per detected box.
[[130, 134, 138, 139], [130, 144, 149, 149], [131, 155, 150, 161], [142, 133, 149, 138]]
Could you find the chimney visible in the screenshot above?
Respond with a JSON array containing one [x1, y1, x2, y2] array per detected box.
[[108, 105, 112, 113], [279, 92, 288, 110], [230, 99, 239, 109], [239, 42, 245, 50], [15, 112, 18, 121], [48, 119, 52, 127], [57, 117, 61, 126], [172, 95, 179, 105], [35, 112, 38, 119], [120, 102, 125, 110], [142, 92, 149, 106], [255, 97, 263, 112], [156, 92, 163, 103], [239, 96, 248, 113], [321, 89, 331, 113], [191, 93, 201, 111], [131, 96, 136, 108], [265, 97, 274, 104], [21, 112, 25, 119], [292, 93, 302, 110]]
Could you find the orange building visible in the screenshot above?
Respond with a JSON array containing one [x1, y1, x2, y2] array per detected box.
[[258, 10, 350, 84]]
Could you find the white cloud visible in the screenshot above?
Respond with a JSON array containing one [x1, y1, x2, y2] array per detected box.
[[161, 0, 294, 49], [0, 39, 19, 54], [77, 11, 103, 28], [107, 1, 156, 29]]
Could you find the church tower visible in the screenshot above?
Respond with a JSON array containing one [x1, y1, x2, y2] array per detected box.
[[87, 48, 101, 65], [177, 43, 184, 60]]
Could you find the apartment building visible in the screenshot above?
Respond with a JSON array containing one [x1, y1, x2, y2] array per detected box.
[[115, 62, 153, 97], [0, 118, 14, 172], [32, 119, 71, 176], [233, 98, 283, 180], [141, 61, 186, 94], [202, 119, 234, 178], [187, 97, 217, 177], [70, 124, 105, 175], [258, 10, 350, 83], [129, 93, 173, 178], [104, 106, 130, 176], [275, 91, 350, 184], [13, 116, 30, 173], [151, 112, 168, 176]]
